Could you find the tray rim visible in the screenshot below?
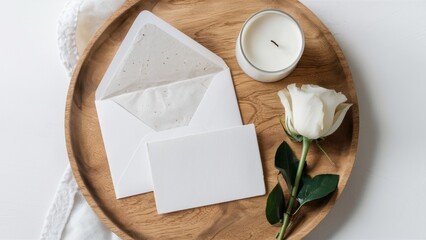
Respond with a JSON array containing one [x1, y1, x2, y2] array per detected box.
[[65, 0, 359, 238]]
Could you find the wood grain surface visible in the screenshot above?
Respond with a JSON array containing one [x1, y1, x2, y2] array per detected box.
[[65, 0, 359, 239]]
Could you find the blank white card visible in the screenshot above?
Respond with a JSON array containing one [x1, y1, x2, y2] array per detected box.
[[147, 124, 265, 214]]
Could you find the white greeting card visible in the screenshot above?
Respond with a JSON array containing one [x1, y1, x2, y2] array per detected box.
[[147, 124, 265, 214]]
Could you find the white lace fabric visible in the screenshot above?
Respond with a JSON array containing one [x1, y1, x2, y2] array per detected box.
[[57, 0, 82, 76], [40, 167, 78, 239], [40, 0, 125, 239]]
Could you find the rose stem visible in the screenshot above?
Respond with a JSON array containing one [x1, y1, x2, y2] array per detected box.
[[278, 137, 312, 240]]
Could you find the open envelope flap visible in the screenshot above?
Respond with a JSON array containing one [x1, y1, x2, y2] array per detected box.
[[111, 73, 214, 131], [95, 11, 228, 101]]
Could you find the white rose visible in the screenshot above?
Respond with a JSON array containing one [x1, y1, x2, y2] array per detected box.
[[278, 84, 352, 140]]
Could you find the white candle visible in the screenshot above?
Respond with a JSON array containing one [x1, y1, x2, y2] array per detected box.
[[236, 9, 304, 82]]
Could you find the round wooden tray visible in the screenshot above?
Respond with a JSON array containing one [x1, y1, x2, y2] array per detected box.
[[65, 0, 359, 239]]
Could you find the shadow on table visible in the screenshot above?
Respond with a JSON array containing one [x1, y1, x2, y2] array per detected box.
[[305, 55, 379, 239]]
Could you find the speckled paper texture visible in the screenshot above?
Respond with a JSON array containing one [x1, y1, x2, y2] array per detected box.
[[108, 24, 222, 131]]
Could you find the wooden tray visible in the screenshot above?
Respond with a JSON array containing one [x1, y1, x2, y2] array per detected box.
[[65, 0, 359, 239]]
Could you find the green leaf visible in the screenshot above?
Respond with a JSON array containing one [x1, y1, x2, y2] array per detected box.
[[275, 141, 299, 192], [297, 174, 339, 208], [265, 183, 286, 225]]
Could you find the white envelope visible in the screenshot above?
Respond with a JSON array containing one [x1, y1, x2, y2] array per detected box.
[[95, 11, 242, 199], [147, 124, 265, 214]]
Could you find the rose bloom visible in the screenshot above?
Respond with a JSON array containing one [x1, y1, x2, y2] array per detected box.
[[278, 84, 352, 140]]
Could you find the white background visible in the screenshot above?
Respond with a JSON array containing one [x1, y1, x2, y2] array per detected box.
[[1, 0, 425, 239]]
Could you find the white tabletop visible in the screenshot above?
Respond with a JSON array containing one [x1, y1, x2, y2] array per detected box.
[[0, 1, 69, 239], [1, 0, 425, 239]]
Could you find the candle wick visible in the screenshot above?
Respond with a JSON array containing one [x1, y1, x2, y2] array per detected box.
[[271, 40, 279, 47]]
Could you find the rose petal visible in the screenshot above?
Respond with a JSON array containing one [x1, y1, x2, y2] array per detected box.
[[322, 103, 352, 137], [285, 115, 297, 135], [301, 85, 348, 136], [277, 88, 293, 121], [278, 85, 297, 134], [288, 84, 324, 139]]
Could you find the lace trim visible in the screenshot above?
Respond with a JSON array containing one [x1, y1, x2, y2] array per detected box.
[[40, 167, 79, 239], [40, 0, 82, 238], [57, 0, 83, 77]]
